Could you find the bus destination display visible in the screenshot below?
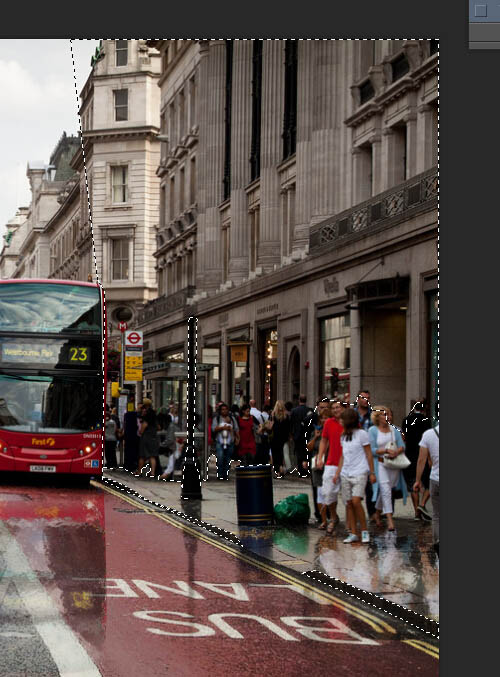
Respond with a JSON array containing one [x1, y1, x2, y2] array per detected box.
[[0, 343, 91, 366]]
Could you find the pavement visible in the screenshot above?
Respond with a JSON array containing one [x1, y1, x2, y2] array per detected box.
[[104, 457, 439, 622]]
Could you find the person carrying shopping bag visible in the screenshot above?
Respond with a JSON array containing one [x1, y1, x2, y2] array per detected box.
[[369, 406, 408, 531]]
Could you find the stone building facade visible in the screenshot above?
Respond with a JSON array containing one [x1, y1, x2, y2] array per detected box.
[[0, 40, 162, 354], [0, 208, 29, 279], [0, 133, 82, 280], [140, 40, 439, 426], [79, 39, 161, 341]]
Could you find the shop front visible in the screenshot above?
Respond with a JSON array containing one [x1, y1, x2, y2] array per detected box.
[[226, 327, 251, 407], [142, 360, 213, 480], [258, 327, 278, 407], [201, 345, 221, 410], [346, 275, 409, 424], [319, 314, 351, 402], [427, 289, 438, 423]]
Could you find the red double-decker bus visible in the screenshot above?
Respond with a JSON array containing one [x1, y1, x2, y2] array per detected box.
[[0, 279, 106, 482]]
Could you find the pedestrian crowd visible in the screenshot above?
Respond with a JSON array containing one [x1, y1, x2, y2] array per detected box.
[[103, 389, 439, 555], [104, 397, 195, 482]]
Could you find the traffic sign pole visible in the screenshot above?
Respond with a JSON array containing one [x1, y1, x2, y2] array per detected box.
[[120, 330, 124, 390]]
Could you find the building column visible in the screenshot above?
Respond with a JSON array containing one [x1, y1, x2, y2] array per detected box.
[[381, 127, 396, 191], [203, 40, 227, 291], [311, 41, 338, 224], [229, 40, 252, 284], [258, 40, 285, 271], [405, 112, 418, 179], [416, 103, 436, 173], [293, 39, 314, 252], [349, 293, 362, 401], [371, 132, 383, 195], [351, 147, 365, 204], [195, 40, 210, 292]]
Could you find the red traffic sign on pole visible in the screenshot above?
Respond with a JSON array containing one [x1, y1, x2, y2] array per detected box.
[[118, 322, 128, 333], [124, 330, 143, 348]]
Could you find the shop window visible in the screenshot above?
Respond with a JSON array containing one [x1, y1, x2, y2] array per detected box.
[[321, 315, 350, 400], [202, 347, 221, 409], [260, 329, 278, 406]]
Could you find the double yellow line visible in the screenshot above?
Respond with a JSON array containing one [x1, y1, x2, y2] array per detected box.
[[403, 639, 439, 659], [96, 481, 438, 658]]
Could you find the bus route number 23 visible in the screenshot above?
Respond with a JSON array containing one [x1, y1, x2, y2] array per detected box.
[[69, 347, 89, 363]]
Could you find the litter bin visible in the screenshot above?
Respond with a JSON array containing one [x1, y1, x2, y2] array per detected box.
[[235, 464, 274, 526]]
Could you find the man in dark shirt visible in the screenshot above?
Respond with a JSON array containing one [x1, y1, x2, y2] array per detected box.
[[123, 398, 140, 472], [135, 399, 160, 478], [290, 394, 313, 477], [402, 400, 432, 520]]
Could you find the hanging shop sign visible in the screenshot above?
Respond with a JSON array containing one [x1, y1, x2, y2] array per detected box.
[[230, 344, 248, 362]]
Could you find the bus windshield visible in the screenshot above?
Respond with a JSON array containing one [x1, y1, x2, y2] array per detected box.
[[0, 283, 101, 334], [0, 374, 103, 434]]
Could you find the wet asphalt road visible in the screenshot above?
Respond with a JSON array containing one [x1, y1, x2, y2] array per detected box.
[[0, 475, 438, 676]]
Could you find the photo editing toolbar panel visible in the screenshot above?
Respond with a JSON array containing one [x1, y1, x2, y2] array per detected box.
[[470, 1, 500, 48]]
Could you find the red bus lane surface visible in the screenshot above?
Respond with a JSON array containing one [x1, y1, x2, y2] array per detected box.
[[0, 481, 439, 677]]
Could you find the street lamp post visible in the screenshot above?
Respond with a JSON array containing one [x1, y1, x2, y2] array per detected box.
[[181, 316, 202, 500]]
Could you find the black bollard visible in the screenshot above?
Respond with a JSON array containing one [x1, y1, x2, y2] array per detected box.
[[181, 316, 202, 500]]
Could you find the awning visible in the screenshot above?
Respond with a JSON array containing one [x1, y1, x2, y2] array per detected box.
[[142, 361, 213, 380]]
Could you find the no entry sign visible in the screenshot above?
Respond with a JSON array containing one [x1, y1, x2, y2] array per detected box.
[[125, 330, 143, 348]]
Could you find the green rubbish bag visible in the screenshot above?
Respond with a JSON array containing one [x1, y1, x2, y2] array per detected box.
[[273, 494, 311, 525]]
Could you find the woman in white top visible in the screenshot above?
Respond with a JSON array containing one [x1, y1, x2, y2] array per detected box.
[[370, 406, 406, 532], [333, 407, 376, 544], [414, 421, 439, 555]]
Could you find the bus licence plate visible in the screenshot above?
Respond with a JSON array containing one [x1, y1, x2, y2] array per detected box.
[[30, 465, 56, 473]]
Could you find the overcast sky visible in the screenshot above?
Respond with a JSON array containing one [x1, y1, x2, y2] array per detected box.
[[0, 39, 100, 240]]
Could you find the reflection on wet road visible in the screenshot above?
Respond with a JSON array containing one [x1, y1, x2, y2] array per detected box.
[[0, 477, 438, 676], [236, 518, 438, 621]]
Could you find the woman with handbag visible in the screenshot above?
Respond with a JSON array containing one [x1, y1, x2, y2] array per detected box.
[[369, 407, 409, 531]]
